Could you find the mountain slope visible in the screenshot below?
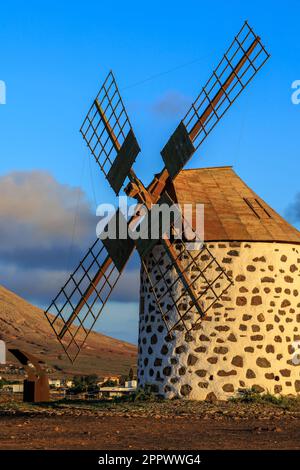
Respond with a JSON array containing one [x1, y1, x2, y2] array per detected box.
[[0, 285, 137, 377]]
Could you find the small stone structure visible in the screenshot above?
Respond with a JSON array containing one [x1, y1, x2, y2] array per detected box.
[[0, 340, 6, 364], [137, 167, 300, 399]]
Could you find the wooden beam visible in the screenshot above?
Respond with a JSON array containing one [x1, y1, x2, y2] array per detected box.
[[58, 255, 113, 340], [162, 237, 204, 319], [94, 99, 121, 152], [189, 37, 260, 141]]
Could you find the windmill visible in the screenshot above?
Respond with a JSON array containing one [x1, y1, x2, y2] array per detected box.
[[45, 22, 276, 399]]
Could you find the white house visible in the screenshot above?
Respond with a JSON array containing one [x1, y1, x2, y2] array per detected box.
[[3, 383, 23, 393], [99, 384, 136, 399], [49, 378, 61, 388], [125, 379, 137, 389]]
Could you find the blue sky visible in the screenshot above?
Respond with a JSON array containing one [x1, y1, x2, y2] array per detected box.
[[0, 0, 300, 344]]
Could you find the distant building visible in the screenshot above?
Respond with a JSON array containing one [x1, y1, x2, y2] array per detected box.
[[125, 379, 137, 389], [3, 383, 24, 393], [98, 384, 136, 399], [49, 378, 61, 388], [97, 375, 121, 387]]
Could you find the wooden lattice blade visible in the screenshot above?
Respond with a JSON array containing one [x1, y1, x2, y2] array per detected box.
[[44, 237, 133, 363], [161, 21, 270, 178], [57, 255, 113, 341], [80, 71, 140, 194]]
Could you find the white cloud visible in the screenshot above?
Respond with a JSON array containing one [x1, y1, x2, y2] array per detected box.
[[152, 91, 190, 118], [0, 171, 140, 306], [286, 192, 300, 224], [0, 170, 97, 267]]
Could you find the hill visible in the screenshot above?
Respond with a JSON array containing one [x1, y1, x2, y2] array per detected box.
[[0, 285, 137, 378]]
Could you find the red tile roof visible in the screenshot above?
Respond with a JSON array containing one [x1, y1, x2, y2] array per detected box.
[[172, 166, 300, 244]]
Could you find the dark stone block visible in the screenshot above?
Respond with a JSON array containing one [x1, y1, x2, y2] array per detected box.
[[195, 369, 207, 377], [231, 355, 243, 367], [215, 325, 230, 332], [175, 345, 186, 354], [253, 256, 266, 262], [247, 265, 256, 272], [205, 392, 217, 402], [290, 264, 298, 273], [280, 369, 291, 377], [180, 384, 192, 396], [261, 277, 275, 283], [207, 357, 218, 364], [227, 250, 239, 256], [251, 335, 264, 341], [256, 357, 271, 368], [218, 370, 237, 377], [251, 295, 262, 306], [236, 296, 247, 306], [265, 373, 274, 380], [227, 333, 237, 342], [246, 369, 256, 378], [213, 347, 228, 355], [163, 366, 172, 376], [198, 382, 209, 389], [243, 314, 252, 321], [199, 334, 210, 342], [160, 345, 169, 355], [187, 354, 198, 366]]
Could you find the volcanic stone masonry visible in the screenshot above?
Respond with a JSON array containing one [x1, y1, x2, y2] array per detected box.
[[138, 241, 300, 400]]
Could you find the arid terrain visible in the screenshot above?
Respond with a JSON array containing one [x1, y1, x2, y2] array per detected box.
[[1, 285, 299, 450], [0, 398, 299, 450], [0, 285, 137, 377]]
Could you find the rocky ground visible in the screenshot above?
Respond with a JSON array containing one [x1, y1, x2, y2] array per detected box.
[[0, 397, 299, 449]]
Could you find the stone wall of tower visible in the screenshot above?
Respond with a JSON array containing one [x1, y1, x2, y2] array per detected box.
[[138, 241, 300, 400]]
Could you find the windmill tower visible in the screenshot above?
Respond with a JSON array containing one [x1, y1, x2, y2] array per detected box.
[[45, 22, 300, 399], [138, 167, 300, 399]]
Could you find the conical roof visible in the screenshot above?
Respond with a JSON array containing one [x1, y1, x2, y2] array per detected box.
[[172, 166, 300, 244]]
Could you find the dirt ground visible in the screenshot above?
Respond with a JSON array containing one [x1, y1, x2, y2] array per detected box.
[[0, 399, 299, 450], [1, 415, 300, 450]]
